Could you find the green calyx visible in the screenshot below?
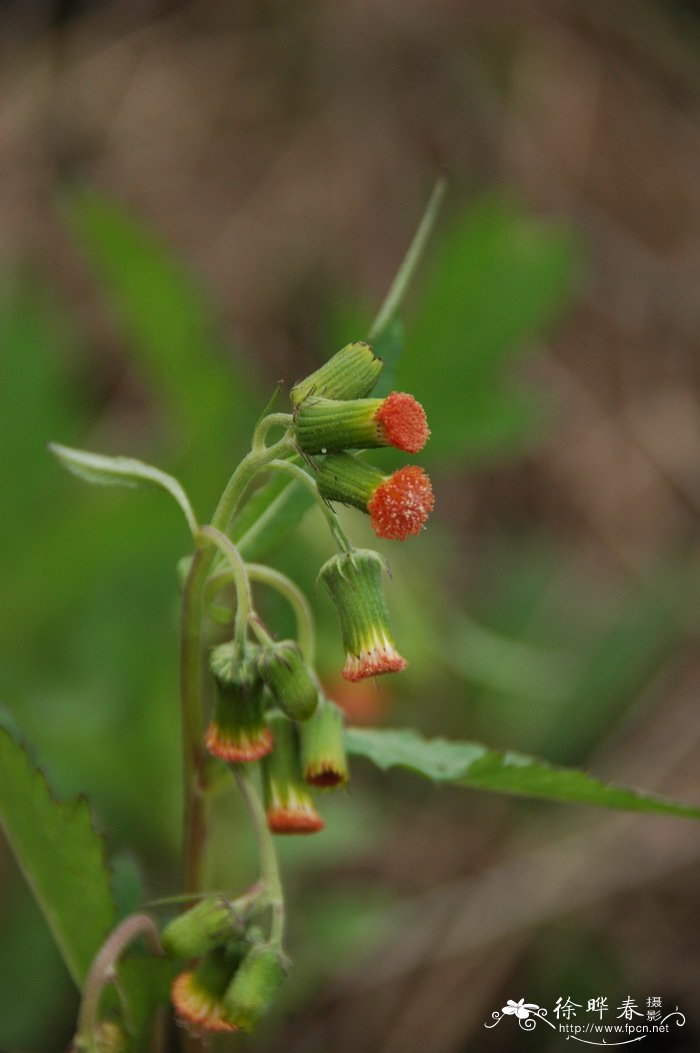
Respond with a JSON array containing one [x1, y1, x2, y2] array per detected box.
[[295, 396, 386, 455], [318, 549, 393, 658], [224, 944, 289, 1033], [291, 342, 382, 405], [316, 452, 385, 512], [162, 897, 240, 960], [210, 640, 259, 687], [300, 696, 349, 789], [256, 640, 318, 721]]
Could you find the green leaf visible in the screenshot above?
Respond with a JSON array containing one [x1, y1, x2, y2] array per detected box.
[[232, 473, 315, 561], [345, 727, 700, 819], [49, 442, 198, 536], [400, 196, 580, 462], [371, 319, 405, 399], [0, 729, 116, 987]]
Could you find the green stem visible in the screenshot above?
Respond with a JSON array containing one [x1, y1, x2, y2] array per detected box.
[[180, 435, 296, 896], [232, 766, 285, 947], [253, 412, 294, 452], [246, 563, 316, 663], [368, 174, 447, 343], [75, 914, 162, 1052], [267, 458, 354, 553], [197, 526, 251, 647]]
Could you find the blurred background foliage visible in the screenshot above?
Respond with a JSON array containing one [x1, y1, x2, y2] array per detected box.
[[2, 1, 700, 1050]]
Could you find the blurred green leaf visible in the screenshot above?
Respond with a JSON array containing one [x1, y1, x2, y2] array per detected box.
[[233, 474, 315, 561], [371, 318, 404, 398], [49, 443, 198, 536], [62, 190, 259, 504], [400, 196, 579, 461], [0, 728, 115, 987], [117, 956, 179, 1053], [345, 727, 700, 819]]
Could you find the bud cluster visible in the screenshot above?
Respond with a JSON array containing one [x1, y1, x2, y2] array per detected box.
[[166, 338, 434, 1034]]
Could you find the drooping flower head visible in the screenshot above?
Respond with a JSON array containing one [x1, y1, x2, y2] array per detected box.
[[162, 896, 239, 960], [262, 712, 324, 834], [319, 548, 407, 682], [317, 453, 434, 541], [171, 947, 241, 1036], [256, 640, 318, 722], [224, 943, 289, 1033], [207, 642, 272, 763], [295, 391, 429, 456], [291, 341, 383, 405], [299, 695, 349, 788]]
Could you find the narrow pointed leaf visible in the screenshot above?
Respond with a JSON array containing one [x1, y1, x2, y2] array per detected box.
[[232, 474, 315, 561], [345, 727, 700, 819], [49, 442, 198, 536], [0, 729, 116, 987]]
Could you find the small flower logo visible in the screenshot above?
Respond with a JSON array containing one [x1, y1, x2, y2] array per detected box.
[[502, 998, 540, 1020]]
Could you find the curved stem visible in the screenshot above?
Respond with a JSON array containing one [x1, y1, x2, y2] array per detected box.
[[267, 458, 354, 553], [211, 435, 295, 534], [75, 914, 161, 1052], [246, 563, 315, 664], [197, 526, 251, 646], [232, 766, 285, 948], [253, 413, 294, 452]]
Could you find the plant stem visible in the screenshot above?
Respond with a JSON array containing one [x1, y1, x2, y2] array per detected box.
[[253, 412, 294, 452], [246, 563, 316, 664], [75, 914, 161, 1052], [368, 174, 447, 343], [197, 526, 251, 647], [232, 766, 285, 947], [267, 458, 354, 553]]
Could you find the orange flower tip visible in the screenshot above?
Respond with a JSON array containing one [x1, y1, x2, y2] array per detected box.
[[172, 972, 239, 1036], [266, 807, 325, 834], [205, 724, 273, 763], [305, 766, 347, 789], [374, 392, 430, 454], [368, 466, 434, 541], [342, 646, 408, 682]]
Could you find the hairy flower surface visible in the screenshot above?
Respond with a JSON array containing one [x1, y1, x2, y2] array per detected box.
[[295, 391, 428, 455], [316, 453, 433, 541]]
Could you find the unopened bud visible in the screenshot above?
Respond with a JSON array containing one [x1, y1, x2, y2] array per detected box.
[[162, 896, 237, 960], [208, 643, 272, 762], [291, 342, 382, 404], [300, 696, 349, 788], [262, 712, 324, 833], [319, 548, 406, 681], [256, 640, 318, 722], [171, 947, 241, 1035], [224, 944, 288, 1033]]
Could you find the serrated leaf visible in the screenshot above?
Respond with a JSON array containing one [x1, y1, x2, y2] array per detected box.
[[0, 729, 116, 987], [49, 442, 198, 536], [345, 727, 700, 819], [232, 473, 315, 561]]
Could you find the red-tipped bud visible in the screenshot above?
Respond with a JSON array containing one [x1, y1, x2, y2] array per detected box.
[[207, 643, 272, 762], [316, 453, 434, 541], [300, 696, 349, 788], [295, 391, 429, 455], [262, 713, 324, 834], [291, 341, 383, 404], [318, 549, 407, 681], [171, 948, 240, 1036]]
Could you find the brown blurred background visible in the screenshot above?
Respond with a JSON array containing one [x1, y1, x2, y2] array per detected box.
[[3, 1, 700, 1051]]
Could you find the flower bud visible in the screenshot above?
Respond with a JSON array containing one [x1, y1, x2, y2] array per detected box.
[[224, 944, 288, 1033], [208, 643, 272, 762], [162, 896, 238, 960], [256, 640, 318, 722], [171, 947, 241, 1035], [295, 391, 429, 456], [291, 342, 382, 404], [300, 696, 349, 788], [319, 548, 406, 681], [316, 453, 434, 541], [262, 712, 324, 833]]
